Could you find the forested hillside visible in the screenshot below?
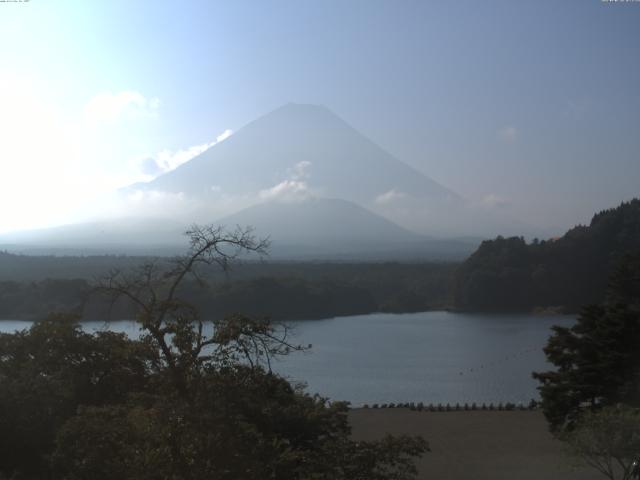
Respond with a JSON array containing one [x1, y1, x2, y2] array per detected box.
[[453, 199, 640, 312], [0, 259, 455, 320]]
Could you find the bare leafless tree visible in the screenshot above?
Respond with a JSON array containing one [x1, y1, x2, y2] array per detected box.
[[95, 224, 303, 396]]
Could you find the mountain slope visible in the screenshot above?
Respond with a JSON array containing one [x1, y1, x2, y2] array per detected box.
[[0, 103, 512, 256], [125, 103, 533, 237], [0, 218, 187, 255], [218, 197, 478, 259], [129, 103, 460, 207], [220, 197, 420, 246], [220, 198, 421, 248]]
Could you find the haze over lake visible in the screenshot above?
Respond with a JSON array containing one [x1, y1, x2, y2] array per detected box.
[[0, 311, 573, 406]]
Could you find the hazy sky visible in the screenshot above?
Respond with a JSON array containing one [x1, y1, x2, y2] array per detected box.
[[1, 0, 638, 233]]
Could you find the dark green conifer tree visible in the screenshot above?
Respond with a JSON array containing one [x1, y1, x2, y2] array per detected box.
[[533, 254, 640, 432]]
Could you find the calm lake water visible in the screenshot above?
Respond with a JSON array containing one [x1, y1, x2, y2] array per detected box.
[[0, 312, 572, 407]]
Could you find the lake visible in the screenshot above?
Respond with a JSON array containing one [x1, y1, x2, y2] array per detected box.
[[0, 311, 572, 407]]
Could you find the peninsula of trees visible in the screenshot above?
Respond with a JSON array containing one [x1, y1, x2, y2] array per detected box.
[[453, 199, 640, 312]]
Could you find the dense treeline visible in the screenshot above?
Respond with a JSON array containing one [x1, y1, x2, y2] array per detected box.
[[0, 251, 144, 282], [0, 279, 90, 319], [453, 199, 640, 312], [0, 263, 456, 320]]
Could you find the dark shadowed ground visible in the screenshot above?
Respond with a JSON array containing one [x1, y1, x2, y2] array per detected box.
[[349, 409, 601, 480]]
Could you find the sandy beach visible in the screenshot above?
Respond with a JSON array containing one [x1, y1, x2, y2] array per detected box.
[[349, 409, 602, 480]]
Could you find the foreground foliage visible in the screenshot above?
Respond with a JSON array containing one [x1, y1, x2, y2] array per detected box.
[[0, 226, 427, 480], [533, 254, 640, 480], [533, 254, 640, 432], [562, 406, 640, 480]]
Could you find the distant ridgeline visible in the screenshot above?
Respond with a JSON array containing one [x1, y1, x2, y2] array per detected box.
[[453, 199, 640, 312]]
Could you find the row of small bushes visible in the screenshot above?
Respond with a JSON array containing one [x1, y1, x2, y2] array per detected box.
[[361, 399, 539, 411]]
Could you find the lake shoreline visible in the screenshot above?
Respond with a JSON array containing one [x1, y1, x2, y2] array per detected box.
[[0, 307, 575, 322], [1, 312, 575, 406]]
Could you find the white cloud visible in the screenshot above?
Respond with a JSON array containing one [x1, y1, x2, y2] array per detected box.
[[497, 125, 518, 143], [480, 193, 510, 209], [259, 180, 311, 202], [91, 189, 196, 221], [255, 160, 317, 203], [154, 143, 211, 172], [134, 129, 233, 179], [288, 160, 312, 180], [84, 185, 264, 226], [84, 91, 160, 124], [215, 129, 233, 143], [375, 189, 406, 205]]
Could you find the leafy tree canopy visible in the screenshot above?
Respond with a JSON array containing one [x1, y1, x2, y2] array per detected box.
[[0, 225, 428, 480], [562, 405, 640, 480]]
